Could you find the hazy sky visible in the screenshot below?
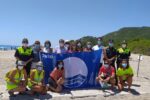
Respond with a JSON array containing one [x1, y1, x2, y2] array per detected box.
[[0, 0, 150, 46]]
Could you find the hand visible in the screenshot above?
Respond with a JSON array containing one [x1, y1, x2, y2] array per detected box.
[[100, 79, 104, 82], [38, 82, 42, 86], [24, 61, 28, 66]]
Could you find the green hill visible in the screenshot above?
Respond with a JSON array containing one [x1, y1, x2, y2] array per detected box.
[[77, 27, 150, 55]]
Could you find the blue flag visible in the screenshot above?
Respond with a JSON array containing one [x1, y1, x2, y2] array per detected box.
[[40, 49, 102, 89]]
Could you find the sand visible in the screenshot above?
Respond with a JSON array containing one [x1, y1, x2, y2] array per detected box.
[[0, 50, 150, 100]]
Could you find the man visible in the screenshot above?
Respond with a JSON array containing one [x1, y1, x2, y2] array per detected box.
[[15, 38, 34, 76], [104, 39, 117, 69], [54, 39, 67, 54], [116, 40, 131, 69], [93, 37, 104, 69]]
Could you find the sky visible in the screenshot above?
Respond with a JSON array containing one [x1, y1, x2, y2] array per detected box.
[[0, 0, 150, 46]]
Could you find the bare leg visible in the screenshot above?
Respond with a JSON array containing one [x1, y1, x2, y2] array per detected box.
[[57, 78, 64, 85], [8, 86, 26, 96], [118, 76, 124, 91], [110, 78, 116, 89], [126, 76, 133, 92], [31, 85, 43, 94]]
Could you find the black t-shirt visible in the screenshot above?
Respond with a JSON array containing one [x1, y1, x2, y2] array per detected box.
[[14, 47, 34, 62], [106, 47, 117, 59]]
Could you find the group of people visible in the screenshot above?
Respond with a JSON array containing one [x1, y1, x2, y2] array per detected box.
[[5, 37, 134, 97]]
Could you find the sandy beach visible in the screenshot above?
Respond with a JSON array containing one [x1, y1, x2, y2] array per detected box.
[[0, 50, 150, 100]]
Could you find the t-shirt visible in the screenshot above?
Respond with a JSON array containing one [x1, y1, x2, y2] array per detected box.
[[32, 47, 41, 62], [116, 66, 133, 80], [43, 47, 53, 53], [92, 45, 104, 63], [98, 65, 115, 77], [50, 67, 64, 81], [106, 47, 117, 59], [54, 46, 67, 54]]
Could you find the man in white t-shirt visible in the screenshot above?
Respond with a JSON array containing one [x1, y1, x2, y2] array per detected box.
[[54, 39, 67, 54], [92, 37, 104, 68]]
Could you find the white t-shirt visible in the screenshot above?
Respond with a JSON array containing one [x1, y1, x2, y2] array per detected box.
[[43, 47, 52, 53], [92, 45, 104, 63], [54, 46, 67, 54]]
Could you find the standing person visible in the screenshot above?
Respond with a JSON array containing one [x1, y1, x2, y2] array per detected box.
[[48, 60, 65, 93], [116, 59, 133, 92], [43, 40, 53, 53], [92, 37, 105, 69], [68, 42, 77, 53], [83, 42, 93, 52], [117, 40, 131, 69], [5, 61, 27, 96], [76, 40, 83, 52], [96, 58, 115, 89], [104, 39, 117, 68], [54, 39, 67, 54], [32, 40, 42, 69], [64, 40, 70, 52], [28, 62, 47, 95], [15, 38, 34, 76]]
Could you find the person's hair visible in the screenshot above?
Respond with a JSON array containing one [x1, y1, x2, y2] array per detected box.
[[120, 59, 130, 69], [97, 37, 103, 41], [56, 60, 64, 70], [22, 38, 28, 44], [15, 60, 25, 68], [34, 40, 40, 44], [65, 41, 70, 45], [76, 40, 83, 51], [108, 39, 114, 43], [103, 58, 111, 64], [59, 39, 65, 43], [44, 40, 51, 47], [87, 42, 92, 45], [69, 42, 77, 51]]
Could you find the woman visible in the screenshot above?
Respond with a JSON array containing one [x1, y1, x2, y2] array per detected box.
[[43, 40, 53, 53], [5, 61, 27, 96], [48, 60, 65, 92], [96, 58, 115, 89], [76, 40, 83, 52], [28, 62, 47, 95], [67, 42, 77, 53], [83, 42, 93, 52], [116, 59, 133, 92], [32, 40, 42, 69]]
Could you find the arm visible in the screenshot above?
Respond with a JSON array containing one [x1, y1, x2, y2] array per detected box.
[[23, 69, 28, 85], [42, 71, 45, 85], [30, 72, 38, 85], [25, 51, 34, 65], [14, 50, 21, 60], [103, 47, 108, 60], [9, 70, 18, 85]]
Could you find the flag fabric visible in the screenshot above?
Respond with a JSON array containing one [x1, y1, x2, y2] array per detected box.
[[40, 49, 102, 89]]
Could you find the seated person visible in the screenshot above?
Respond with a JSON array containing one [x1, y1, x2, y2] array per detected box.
[[96, 58, 115, 89], [5, 61, 27, 96], [116, 59, 134, 92], [28, 62, 47, 95], [48, 60, 65, 93]]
